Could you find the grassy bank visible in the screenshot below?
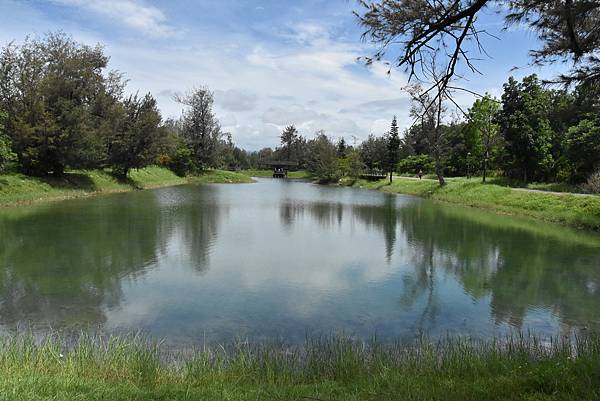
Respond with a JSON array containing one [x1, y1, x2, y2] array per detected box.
[[188, 169, 255, 184], [345, 177, 600, 231], [241, 169, 313, 179], [0, 334, 598, 401], [0, 168, 253, 207]]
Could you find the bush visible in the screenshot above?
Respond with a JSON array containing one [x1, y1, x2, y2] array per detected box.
[[0, 133, 16, 173], [583, 170, 600, 194], [167, 145, 196, 177]]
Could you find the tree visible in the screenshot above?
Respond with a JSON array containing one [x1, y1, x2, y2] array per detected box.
[[107, 93, 162, 178], [385, 116, 401, 184], [498, 75, 554, 183], [358, 134, 387, 172], [356, 0, 600, 99], [565, 118, 600, 182], [467, 95, 501, 182], [336, 137, 348, 158], [409, 85, 447, 185], [174, 87, 223, 170], [306, 132, 340, 182], [337, 148, 364, 179], [280, 125, 298, 161], [0, 32, 118, 175], [0, 111, 16, 172]]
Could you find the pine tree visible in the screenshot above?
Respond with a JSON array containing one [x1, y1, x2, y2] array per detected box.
[[386, 116, 401, 184]]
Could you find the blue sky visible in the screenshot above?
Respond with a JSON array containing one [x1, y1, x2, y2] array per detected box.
[[0, 0, 562, 150]]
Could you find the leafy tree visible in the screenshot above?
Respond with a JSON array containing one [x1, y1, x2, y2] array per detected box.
[[409, 85, 448, 185], [397, 154, 435, 175], [280, 125, 298, 161], [306, 132, 340, 182], [0, 33, 117, 175], [0, 111, 16, 172], [337, 148, 364, 179], [467, 95, 501, 182], [565, 118, 600, 182], [385, 116, 401, 183], [336, 137, 348, 158], [400, 124, 431, 158], [358, 134, 387, 172], [498, 75, 554, 183], [174, 87, 223, 170], [107, 93, 162, 178]]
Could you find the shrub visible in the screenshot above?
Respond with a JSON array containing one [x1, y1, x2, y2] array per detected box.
[[583, 170, 600, 194], [0, 133, 16, 173], [167, 145, 196, 177]]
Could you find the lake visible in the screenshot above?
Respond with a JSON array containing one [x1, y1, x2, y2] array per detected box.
[[0, 179, 599, 345]]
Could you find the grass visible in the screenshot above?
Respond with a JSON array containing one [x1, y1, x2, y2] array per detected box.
[[241, 169, 313, 179], [344, 176, 600, 231], [0, 333, 599, 401], [188, 169, 255, 184], [0, 167, 254, 207]]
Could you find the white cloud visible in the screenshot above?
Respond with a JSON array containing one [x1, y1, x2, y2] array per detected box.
[[214, 89, 258, 112], [50, 0, 176, 37]]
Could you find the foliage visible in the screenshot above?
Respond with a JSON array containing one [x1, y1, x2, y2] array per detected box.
[[466, 95, 501, 182], [498, 75, 554, 183], [358, 134, 387, 172], [0, 111, 16, 172], [174, 87, 223, 170], [565, 118, 600, 182], [0, 33, 118, 175], [584, 170, 600, 194], [280, 125, 298, 161], [107, 93, 163, 177], [166, 144, 196, 177], [337, 149, 364, 179], [385, 116, 401, 182], [356, 0, 600, 97], [306, 132, 340, 182], [397, 154, 435, 174]]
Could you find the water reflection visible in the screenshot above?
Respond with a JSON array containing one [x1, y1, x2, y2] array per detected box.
[[0, 179, 598, 343]]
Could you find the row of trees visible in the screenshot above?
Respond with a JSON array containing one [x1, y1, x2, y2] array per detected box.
[[400, 75, 600, 185], [0, 33, 252, 178], [256, 74, 599, 188]]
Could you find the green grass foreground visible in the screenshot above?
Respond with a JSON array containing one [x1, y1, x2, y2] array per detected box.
[[345, 177, 600, 231], [0, 168, 254, 207], [0, 334, 599, 401]]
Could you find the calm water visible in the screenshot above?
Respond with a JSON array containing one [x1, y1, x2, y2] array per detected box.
[[0, 179, 599, 345]]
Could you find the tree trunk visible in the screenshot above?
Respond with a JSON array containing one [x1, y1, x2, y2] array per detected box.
[[435, 159, 445, 186], [482, 158, 487, 183], [389, 170, 393, 184]]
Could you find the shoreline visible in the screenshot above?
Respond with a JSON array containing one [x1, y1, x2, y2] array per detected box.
[[0, 167, 254, 209], [2, 168, 599, 233], [1, 333, 598, 401], [342, 176, 600, 232]]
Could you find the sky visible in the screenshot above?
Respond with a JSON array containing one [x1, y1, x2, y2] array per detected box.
[[0, 0, 565, 150]]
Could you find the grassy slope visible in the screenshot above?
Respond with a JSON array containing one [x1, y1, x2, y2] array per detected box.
[[188, 169, 255, 184], [1, 334, 599, 401], [0, 168, 253, 207], [345, 177, 600, 231]]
